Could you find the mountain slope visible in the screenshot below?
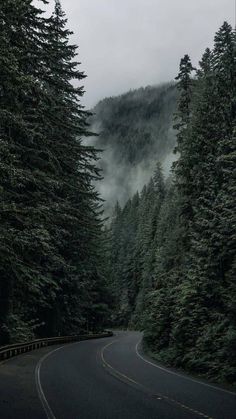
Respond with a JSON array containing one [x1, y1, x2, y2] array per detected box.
[[89, 82, 178, 213]]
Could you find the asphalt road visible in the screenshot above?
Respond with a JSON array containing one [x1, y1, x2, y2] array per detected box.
[[0, 331, 235, 419]]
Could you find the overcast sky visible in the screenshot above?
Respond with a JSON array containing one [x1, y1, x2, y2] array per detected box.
[[44, 0, 234, 108]]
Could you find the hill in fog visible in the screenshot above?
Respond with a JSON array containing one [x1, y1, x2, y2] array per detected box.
[[89, 82, 178, 214]]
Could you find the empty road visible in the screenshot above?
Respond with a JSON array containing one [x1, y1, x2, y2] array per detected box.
[[0, 331, 235, 419]]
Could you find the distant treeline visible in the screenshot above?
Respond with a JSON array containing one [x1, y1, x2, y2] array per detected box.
[[0, 0, 109, 344], [107, 22, 236, 384]]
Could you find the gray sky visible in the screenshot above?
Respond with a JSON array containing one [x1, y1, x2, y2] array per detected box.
[[45, 0, 234, 108]]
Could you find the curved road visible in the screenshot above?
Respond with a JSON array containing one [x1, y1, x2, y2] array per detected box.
[[0, 331, 235, 419]]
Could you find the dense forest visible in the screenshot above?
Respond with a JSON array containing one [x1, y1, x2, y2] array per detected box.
[[0, 0, 109, 344], [0, 0, 235, 389], [89, 83, 178, 213], [107, 22, 236, 384]]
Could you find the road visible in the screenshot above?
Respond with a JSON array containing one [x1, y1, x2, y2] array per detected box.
[[0, 331, 235, 419]]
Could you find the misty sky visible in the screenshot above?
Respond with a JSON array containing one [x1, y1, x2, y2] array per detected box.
[[45, 0, 234, 108]]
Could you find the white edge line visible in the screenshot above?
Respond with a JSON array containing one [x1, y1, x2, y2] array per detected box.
[[35, 346, 64, 419], [35, 336, 113, 419], [135, 340, 236, 396], [102, 338, 215, 419], [35, 341, 85, 419]]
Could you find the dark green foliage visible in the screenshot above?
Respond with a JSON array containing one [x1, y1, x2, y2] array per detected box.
[[92, 83, 177, 164], [0, 0, 109, 344], [107, 22, 236, 385], [89, 83, 178, 212], [107, 164, 166, 327]]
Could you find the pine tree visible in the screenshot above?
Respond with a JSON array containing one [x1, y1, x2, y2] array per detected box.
[[0, 0, 62, 343], [0, 0, 109, 343], [173, 54, 196, 229], [36, 0, 108, 335], [172, 23, 236, 379], [143, 181, 183, 360], [107, 22, 236, 383]]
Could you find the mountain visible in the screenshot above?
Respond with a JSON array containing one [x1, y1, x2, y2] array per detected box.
[[89, 82, 178, 214]]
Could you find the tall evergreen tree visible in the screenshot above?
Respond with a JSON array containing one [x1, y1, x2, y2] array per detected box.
[[0, 0, 61, 343], [0, 0, 109, 343], [107, 22, 236, 384]]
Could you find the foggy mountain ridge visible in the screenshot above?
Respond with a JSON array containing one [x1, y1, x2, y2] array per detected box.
[[88, 82, 179, 214]]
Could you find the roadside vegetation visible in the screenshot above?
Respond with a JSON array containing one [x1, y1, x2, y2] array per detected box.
[[107, 23, 236, 385]]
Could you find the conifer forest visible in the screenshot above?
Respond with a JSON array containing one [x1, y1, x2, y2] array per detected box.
[[0, 0, 235, 388]]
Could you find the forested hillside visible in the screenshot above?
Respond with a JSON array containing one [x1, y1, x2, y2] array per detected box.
[[107, 22, 236, 384], [0, 0, 109, 345], [0, 0, 235, 390], [89, 83, 178, 213]]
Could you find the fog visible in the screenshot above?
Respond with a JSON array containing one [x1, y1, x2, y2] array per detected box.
[[87, 87, 178, 213], [96, 150, 177, 213], [40, 0, 234, 211], [43, 0, 234, 108]]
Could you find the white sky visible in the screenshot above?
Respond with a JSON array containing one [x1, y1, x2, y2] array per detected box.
[[41, 0, 234, 108]]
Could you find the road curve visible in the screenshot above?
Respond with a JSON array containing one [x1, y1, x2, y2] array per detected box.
[[0, 331, 235, 419]]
